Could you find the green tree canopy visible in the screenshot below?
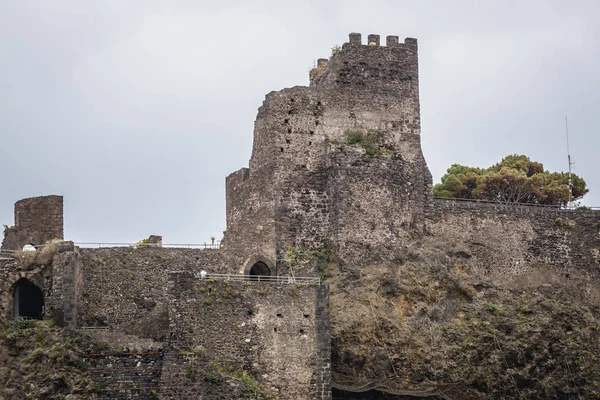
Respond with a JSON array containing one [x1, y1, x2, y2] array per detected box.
[[433, 154, 588, 206]]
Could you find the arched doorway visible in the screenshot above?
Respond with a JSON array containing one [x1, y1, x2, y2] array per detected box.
[[249, 261, 271, 277], [13, 279, 44, 320]]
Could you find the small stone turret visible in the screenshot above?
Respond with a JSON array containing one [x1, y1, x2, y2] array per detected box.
[[1, 195, 64, 250]]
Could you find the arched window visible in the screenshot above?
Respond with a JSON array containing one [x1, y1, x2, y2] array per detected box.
[[13, 279, 44, 320]]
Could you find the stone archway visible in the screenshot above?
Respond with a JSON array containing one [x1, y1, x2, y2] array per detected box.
[[13, 278, 44, 320], [242, 255, 275, 280], [249, 261, 271, 277]]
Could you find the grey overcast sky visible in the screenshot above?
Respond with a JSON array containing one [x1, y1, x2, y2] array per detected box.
[[1, 0, 598, 244]]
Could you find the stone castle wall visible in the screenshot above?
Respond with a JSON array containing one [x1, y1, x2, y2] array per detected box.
[[158, 272, 331, 399], [427, 198, 600, 303], [1, 195, 63, 250], [77, 247, 225, 339], [0, 242, 78, 329], [224, 167, 278, 274], [87, 349, 164, 399]]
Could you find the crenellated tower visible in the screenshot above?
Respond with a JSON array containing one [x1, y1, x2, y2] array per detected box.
[[223, 33, 432, 276]]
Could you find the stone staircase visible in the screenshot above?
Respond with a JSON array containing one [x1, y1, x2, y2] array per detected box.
[[87, 349, 163, 399]]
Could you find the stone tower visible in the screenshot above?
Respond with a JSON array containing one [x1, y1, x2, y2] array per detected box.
[[224, 33, 432, 275], [1, 195, 64, 250]]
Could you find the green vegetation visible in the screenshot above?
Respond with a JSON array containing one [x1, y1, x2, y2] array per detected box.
[[185, 363, 196, 379], [327, 244, 600, 399], [191, 344, 206, 357], [285, 245, 333, 281], [12, 238, 62, 269], [344, 128, 384, 156], [220, 368, 276, 398], [329, 128, 393, 157], [184, 359, 277, 399], [1, 319, 96, 398], [555, 217, 575, 229], [134, 238, 149, 248], [433, 154, 588, 206]]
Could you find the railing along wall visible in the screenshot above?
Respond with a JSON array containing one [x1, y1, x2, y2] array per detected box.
[[433, 196, 600, 210], [193, 273, 321, 285], [74, 242, 221, 249]]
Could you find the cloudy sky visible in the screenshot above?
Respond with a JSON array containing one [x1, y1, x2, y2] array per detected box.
[[1, 0, 598, 245]]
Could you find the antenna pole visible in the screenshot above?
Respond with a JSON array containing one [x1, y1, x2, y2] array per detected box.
[[565, 115, 573, 207]]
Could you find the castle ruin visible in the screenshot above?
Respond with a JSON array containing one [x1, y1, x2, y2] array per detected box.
[[2, 33, 600, 400]]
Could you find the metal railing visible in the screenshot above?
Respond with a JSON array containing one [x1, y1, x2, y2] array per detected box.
[[433, 196, 600, 210], [0, 249, 18, 254], [75, 242, 221, 249], [200, 273, 321, 285]]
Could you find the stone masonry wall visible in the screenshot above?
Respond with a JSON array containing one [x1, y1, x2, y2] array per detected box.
[[46, 244, 81, 328], [1, 195, 64, 250], [0, 243, 76, 327], [0, 261, 50, 323], [87, 349, 163, 399], [427, 198, 600, 305], [78, 247, 226, 340], [315, 285, 332, 400], [224, 167, 277, 274], [159, 272, 331, 399]]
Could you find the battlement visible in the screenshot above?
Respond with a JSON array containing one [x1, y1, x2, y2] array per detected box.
[[346, 32, 417, 49], [309, 32, 420, 92]]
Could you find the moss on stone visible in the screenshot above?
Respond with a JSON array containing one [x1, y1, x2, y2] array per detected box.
[[0, 319, 96, 399]]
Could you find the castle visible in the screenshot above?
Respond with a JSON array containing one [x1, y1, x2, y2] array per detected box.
[[2, 33, 600, 400]]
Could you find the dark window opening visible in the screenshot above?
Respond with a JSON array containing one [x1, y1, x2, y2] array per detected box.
[[277, 313, 284, 318], [299, 329, 304, 334], [249, 261, 271, 280], [303, 314, 310, 318], [274, 327, 278, 332], [247, 310, 254, 317], [13, 279, 44, 320]]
